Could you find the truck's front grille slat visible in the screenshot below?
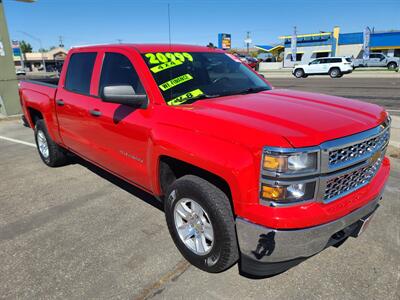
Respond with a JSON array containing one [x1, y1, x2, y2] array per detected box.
[[328, 129, 389, 167], [324, 158, 382, 202]]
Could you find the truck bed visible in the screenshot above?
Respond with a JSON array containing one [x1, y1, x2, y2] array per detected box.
[[22, 77, 59, 87]]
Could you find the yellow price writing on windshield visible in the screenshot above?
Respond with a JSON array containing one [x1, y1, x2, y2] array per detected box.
[[167, 89, 204, 106], [150, 60, 183, 73], [145, 52, 193, 65]]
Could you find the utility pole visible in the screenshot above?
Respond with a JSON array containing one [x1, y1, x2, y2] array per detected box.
[[58, 35, 64, 48], [0, 0, 36, 116], [244, 31, 252, 54], [0, 0, 20, 116]]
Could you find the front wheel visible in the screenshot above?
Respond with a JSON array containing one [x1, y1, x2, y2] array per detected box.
[[164, 175, 239, 273], [387, 62, 397, 70], [329, 68, 341, 78]]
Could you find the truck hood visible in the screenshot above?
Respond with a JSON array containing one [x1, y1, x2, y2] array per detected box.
[[191, 89, 387, 148]]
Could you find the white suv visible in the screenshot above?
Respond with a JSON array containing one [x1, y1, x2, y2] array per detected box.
[[293, 57, 354, 78]]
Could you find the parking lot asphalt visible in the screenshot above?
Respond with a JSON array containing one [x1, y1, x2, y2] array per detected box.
[[268, 77, 400, 115], [1, 78, 400, 299]]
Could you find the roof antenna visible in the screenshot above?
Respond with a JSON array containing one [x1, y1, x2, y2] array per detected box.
[[168, 3, 172, 45]]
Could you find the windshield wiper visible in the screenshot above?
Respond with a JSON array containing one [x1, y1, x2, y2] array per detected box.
[[235, 87, 270, 95], [181, 87, 269, 104], [184, 93, 222, 104]]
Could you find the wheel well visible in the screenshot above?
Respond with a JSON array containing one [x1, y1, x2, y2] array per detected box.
[[159, 156, 232, 204], [27, 107, 43, 125], [294, 68, 303, 73], [388, 61, 397, 67]]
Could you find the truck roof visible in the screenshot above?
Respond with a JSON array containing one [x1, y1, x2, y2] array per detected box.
[[71, 43, 224, 53]]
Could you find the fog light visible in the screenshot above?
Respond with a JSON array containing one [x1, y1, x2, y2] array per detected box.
[[287, 183, 305, 199]]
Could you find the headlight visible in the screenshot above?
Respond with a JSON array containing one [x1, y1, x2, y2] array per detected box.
[[260, 147, 320, 206], [261, 181, 316, 204], [263, 150, 318, 175]]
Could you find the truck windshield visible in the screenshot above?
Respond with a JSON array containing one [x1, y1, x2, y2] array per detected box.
[[142, 52, 271, 105]]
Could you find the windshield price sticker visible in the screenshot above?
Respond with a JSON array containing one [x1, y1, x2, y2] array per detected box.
[[167, 89, 204, 106], [145, 52, 193, 65], [159, 74, 193, 91], [150, 60, 183, 73]]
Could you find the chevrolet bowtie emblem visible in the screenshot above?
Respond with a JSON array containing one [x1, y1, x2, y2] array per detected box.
[[370, 150, 381, 164]]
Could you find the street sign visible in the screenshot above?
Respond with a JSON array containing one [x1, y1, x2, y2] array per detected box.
[[218, 33, 231, 50]]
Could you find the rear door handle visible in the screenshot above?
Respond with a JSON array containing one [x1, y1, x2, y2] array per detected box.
[[56, 99, 64, 106], [89, 109, 102, 117]]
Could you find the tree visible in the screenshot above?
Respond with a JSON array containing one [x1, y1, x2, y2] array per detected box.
[[19, 40, 32, 53]]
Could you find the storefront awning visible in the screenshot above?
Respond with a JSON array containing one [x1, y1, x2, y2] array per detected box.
[[266, 45, 284, 52], [371, 46, 400, 50], [312, 50, 331, 53]]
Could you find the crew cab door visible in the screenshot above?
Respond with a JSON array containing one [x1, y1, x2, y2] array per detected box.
[[56, 51, 99, 158], [84, 50, 153, 190], [307, 59, 321, 74], [368, 54, 383, 67]]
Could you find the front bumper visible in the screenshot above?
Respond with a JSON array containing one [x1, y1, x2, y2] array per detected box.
[[236, 192, 382, 276]]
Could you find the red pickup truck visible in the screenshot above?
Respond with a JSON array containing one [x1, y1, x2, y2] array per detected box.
[[20, 44, 391, 277]]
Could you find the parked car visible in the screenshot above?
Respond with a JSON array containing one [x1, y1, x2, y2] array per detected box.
[[353, 53, 399, 70], [257, 53, 275, 62], [293, 57, 354, 78], [20, 44, 390, 277], [16, 68, 26, 76], [235, 54, 258, 69]]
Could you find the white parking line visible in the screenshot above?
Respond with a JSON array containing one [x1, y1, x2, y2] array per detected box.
[[0, 135, 36, 148]]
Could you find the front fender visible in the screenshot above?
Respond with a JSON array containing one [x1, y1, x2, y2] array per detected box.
[[148, 122, 290, 216]]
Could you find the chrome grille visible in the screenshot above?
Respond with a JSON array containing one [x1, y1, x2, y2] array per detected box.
[[324, 157, 382, 202], [328, 129, 389, 167]]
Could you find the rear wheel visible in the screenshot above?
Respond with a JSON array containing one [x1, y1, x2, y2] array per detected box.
[[294, 68, 304, 78], [387, 62, 397, 70], [329, 68, 341, 78], [34, 119, 68, 167], [165, 175, 239, 273]]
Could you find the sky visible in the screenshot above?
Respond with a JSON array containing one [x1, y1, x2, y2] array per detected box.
[[3, 0, 400, 51]]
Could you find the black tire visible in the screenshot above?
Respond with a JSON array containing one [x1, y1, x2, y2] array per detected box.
[[294, 68, 304, 78], [164, 175, 239, 273], [387, 62, 397, 70], [329, 68, 341, 78], [34, 119, 68, 167]]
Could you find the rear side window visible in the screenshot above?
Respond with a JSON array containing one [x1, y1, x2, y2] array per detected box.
[[345, 57, 352, 62], [65, 52, 97, 94], [323, 58, 342, 64], [99, 52, 145, 95]]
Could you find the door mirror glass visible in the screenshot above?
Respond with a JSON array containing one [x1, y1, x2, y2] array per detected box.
[[101, 85, 147, 108]]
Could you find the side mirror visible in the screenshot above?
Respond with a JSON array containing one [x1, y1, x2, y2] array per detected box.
[[101, 85, 147, 108]]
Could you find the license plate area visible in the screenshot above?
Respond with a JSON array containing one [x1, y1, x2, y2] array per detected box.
[[351, 209, 377, 238]]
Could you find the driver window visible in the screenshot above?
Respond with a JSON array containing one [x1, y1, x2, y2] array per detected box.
[[310, 60, 320, 65], [99, 52, 145, 95]]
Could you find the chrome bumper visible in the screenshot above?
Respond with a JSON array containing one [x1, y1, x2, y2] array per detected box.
[[236, 193, 382, 263]]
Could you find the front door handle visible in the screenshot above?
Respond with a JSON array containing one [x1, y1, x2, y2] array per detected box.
[[89, 109, 102, 117], [56, 99, 64, 106]]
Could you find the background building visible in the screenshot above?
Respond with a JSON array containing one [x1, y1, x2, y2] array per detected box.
[[13, 47, 67, 72], [258, 27, 400, 68]]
